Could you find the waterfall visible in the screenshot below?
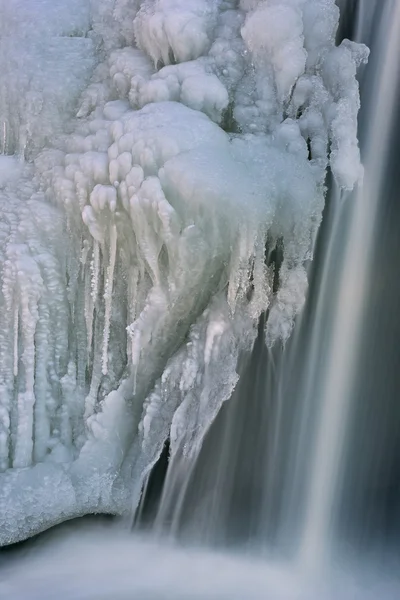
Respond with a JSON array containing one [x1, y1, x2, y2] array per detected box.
[[0, 1, 399, 598], [136, 0, 400, 571], [300, 0, 400, 567]]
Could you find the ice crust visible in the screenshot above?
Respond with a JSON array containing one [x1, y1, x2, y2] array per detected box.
[[0, 0, 368, 544]]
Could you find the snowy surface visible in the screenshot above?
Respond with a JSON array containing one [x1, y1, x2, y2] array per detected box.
[[0, 0, 368, 544]]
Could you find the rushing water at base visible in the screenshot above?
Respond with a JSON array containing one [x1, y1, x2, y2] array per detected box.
[[1, 523, 399, 600]]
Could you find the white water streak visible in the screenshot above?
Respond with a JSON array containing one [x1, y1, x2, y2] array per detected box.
[[300, 0, 400, 569]]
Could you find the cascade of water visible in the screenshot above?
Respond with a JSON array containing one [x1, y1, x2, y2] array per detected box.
[[136, 0, 400, 574], [299, 0, 400, 568]]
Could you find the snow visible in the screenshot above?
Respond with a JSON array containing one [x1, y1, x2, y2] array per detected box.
[[0, 0, 368, 544]]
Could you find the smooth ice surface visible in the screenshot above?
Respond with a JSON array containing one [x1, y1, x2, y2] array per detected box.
[[0, 0, 367, 545], [1, 526, 399, 600]]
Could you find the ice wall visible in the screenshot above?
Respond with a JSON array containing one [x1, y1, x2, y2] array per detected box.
[[0, 0, 367, 544]]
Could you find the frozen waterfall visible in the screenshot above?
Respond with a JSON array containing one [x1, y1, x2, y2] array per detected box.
[[0, 0, 369, 547], [1, 0, 400, 597]]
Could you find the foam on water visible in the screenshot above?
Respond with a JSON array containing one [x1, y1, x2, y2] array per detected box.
[[0, 525, 399, 600]]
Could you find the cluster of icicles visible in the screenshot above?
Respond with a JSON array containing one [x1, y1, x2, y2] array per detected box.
[[0, 0, 367, 544]]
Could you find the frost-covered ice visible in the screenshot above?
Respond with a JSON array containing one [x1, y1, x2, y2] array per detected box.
[[0, 0, 94, 157], [0, 0, 367, 544]]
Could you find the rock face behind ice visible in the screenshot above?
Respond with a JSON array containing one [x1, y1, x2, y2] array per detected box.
[[0, 0, 368, 545]]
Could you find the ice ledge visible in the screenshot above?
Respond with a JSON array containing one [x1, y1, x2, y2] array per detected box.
[[0, 389, 134, 545], [0, 461, 127, 546], [1, 463, 79, 545]]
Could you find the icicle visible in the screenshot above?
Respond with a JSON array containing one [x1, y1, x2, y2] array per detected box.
[[227, 224, 254, 314], [14, 292, 37, 469], [248, 230, 271, 319], [13, 304, 18, 377], [102, 224, 117, 375], [86, 240, 100, 360], [126, 266, 139, 361], [84, 356, 102, 420], [80, 239, 90, 277], [0, 414, 9, 472], [33, 303, 51, 463], [1, 119, 8, 154], [84, 262, 94, 358], [91, 240, 100, 304], [204, 317, 227, 366], [128, 327, 141, 396]]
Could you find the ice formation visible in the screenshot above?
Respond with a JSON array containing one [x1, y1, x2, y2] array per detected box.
[[0, 0, 368, 544]]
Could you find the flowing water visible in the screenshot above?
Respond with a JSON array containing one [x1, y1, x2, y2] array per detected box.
[[1, 0, 400, 598], [140, 0, 400, 565]]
